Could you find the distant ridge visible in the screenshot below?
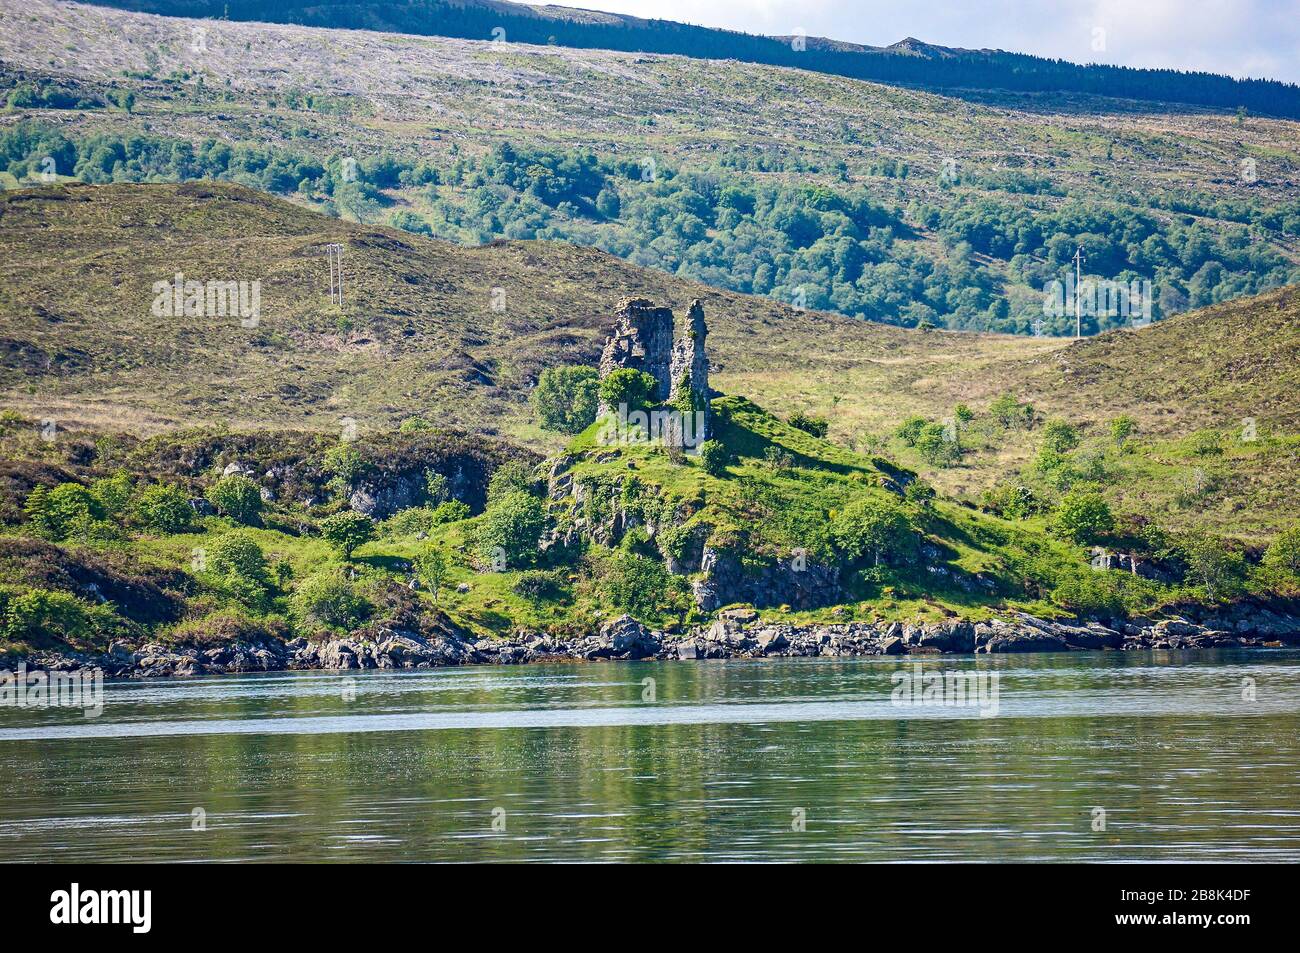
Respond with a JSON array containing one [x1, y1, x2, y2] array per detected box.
[[74, 0, 1300, 118]]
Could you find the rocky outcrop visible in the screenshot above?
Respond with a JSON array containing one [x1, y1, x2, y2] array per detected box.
[[601, 614, 662, 659], [913, 620, 977, 653], [692, 545, 841, 611], [290, 629, 478, 669], [8, 608, 1300, 681], [344, 433, 536, 519]]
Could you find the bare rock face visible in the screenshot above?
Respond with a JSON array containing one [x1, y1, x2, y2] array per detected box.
[[598, 298, 675, 409]]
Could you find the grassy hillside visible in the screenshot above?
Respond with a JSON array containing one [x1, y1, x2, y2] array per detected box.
[[1, 179, 1297, 546], [0, 180, 1296, 659], [0, 180, 1060, 437], [1, 373, 1296, 663], [5, 384, 1293, 662], [2, 0, 1299, 336]]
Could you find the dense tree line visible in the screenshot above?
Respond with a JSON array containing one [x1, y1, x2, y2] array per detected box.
[[82, 0, 1300, 118], [6, 122, 1298, 335]]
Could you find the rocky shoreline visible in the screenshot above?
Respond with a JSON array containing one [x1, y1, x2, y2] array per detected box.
[[8, 605, 1300, 680]]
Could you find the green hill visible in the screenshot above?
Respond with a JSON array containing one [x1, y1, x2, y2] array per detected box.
[[2, 179, 1297, 547], [2, 0, 1299, 337], [0, 180, 1058, 437], [1, 181, 1298, 659]]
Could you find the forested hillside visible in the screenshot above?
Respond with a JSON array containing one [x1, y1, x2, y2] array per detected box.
[[4, 2, 1299, 336]]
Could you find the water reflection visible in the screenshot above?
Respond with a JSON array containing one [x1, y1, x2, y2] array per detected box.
[[1, 650, 1297, 862]]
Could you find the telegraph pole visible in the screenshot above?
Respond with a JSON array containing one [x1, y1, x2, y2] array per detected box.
[[1072, 245, 1086, 339], [326, 243, 344, 308]]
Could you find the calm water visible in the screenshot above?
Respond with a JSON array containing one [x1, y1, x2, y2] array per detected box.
[[2, 650, 1299, 862]]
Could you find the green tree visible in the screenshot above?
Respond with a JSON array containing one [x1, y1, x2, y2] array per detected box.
[[206, 530, 274, 608], [1041, 418, 1081, 453], [595, 187, 620, 218], [207, 531, 271, 582], [1109, 414, 1137, 447], [24, 483, 101, 540], [90, 469, 134, 519], [915, 422, 960, 466], [1034, 446, 1074, 487], [476, 491, 545, 568], [598, 368, 658, 413], [831, 496, 914, 566], [323, 443, 370, 488], [487, 460, 538, 503], [320, 510, 376, 559], [697, 440, 728, 477], [424, 471, 450, 504], [532, 365, 600, 434], [1178, 532, 1245, 600], [431, 500, 471, 524], [290, 568, 370, 631], [1264, 525, 1300, 577], [22, 485, 55, 537], [413, 543, 450, 603], [513, 569, 565, 604], [980, 481, 1040, 520], [594, 550, 685, 621], [2, 588, 95, 643], [895, 415, 928, 446], [135, 483, 193, 534], [1052, 491, 1114, 543], [989, 392, 1033, 429], [206, 475, 263, 524]]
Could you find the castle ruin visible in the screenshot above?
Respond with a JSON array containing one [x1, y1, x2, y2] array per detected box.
[[598, 297, 711, 442]]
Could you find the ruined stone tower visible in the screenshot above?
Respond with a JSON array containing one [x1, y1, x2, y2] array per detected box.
[[668, 299, 710, 434], [598, 298, 675, 406], [597, 297, 711, 442]]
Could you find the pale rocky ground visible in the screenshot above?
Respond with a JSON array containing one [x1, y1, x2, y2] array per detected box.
[[2, 0, 1298, 213]]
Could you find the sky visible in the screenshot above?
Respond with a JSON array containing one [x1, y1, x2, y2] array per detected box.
[[561, 0, 1300, 83]]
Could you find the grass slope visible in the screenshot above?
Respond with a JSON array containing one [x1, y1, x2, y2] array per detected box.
[[1, 180, 1296, 542], [0, 180, 1059, 437]]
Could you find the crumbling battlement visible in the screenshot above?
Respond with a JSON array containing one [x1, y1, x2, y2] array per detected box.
[[598, 298, 675, 403], [598, 297, 711, 439]]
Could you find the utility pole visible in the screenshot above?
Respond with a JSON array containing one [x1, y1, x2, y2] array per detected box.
[[1072, 244, 1086, 339], [326, 243, 345, 308]]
